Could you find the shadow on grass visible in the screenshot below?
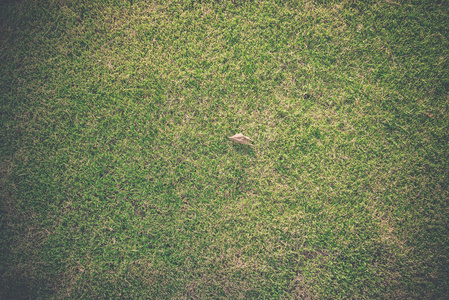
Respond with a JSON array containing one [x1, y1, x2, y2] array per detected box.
[[231, 144, 257, 157]]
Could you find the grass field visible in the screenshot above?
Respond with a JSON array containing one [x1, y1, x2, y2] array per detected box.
[[1, 0, 448, 298]]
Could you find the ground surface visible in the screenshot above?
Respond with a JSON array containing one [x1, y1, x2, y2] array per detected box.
[[1, 0, 448, 298]]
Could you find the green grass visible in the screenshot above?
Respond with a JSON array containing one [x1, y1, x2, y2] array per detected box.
[[1, 0, 448, 298]]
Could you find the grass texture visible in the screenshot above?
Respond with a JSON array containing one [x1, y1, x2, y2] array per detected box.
[[1, 0, 448, 298]]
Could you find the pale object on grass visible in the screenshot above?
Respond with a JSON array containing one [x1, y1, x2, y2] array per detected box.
[[228, 133, 254, 145]]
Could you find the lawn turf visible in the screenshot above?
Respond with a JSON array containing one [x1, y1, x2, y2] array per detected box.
[[1, 0, 448, 298]]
